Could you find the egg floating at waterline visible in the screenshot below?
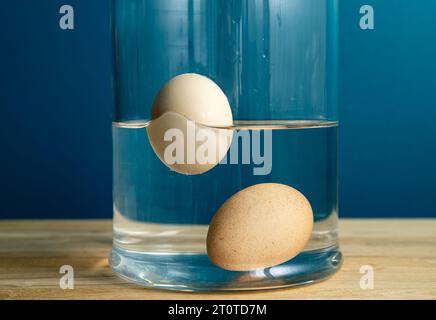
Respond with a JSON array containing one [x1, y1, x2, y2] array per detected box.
[[147, 73, 234, 175]]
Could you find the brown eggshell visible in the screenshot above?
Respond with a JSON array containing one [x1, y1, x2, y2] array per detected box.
[[206, 183, 313, 271]]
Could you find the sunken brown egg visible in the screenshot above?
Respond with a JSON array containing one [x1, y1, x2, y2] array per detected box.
[[206, 183, 313, 271]]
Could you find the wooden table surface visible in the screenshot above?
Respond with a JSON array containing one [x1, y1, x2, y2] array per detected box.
[[0, 219, 435, 300]]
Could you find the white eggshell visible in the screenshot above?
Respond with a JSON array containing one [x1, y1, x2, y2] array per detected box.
[[207, 183, 314, 271], [151, 73, 233, 127], [147, 74, 233, 175], [147, 112, 233, 175]]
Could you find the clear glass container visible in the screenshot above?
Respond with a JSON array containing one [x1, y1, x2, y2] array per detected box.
[[110, 0, 341, 291]]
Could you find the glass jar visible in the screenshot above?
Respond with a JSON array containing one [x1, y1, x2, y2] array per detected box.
[[110, 0, 341, 291]]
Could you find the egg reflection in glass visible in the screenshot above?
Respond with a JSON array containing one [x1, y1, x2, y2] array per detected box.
[[147, 73, 234, 175]]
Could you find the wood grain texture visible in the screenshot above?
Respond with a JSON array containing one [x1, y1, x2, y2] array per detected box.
[[0, 219, 435, 300]]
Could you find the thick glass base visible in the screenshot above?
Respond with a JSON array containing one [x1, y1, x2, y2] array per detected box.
[[109, 245, 342, 292]]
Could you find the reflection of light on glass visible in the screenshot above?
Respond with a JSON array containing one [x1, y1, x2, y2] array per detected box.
[[269, 263, 305, 278], [244, 263, 305, 280], [139, 272, 153, 285], [253, 268, 267, 278]]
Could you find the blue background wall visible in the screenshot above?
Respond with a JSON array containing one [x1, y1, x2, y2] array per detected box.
[[0, 0, 435, 219]]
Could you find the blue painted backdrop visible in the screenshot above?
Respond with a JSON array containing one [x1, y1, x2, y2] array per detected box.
[[0, 0, 435, 219]]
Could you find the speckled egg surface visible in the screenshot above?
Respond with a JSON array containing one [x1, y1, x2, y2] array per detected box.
[[206, 183, 314, 271]]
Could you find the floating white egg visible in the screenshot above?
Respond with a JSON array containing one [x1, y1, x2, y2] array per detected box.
[[147, 73, 233, 175]]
